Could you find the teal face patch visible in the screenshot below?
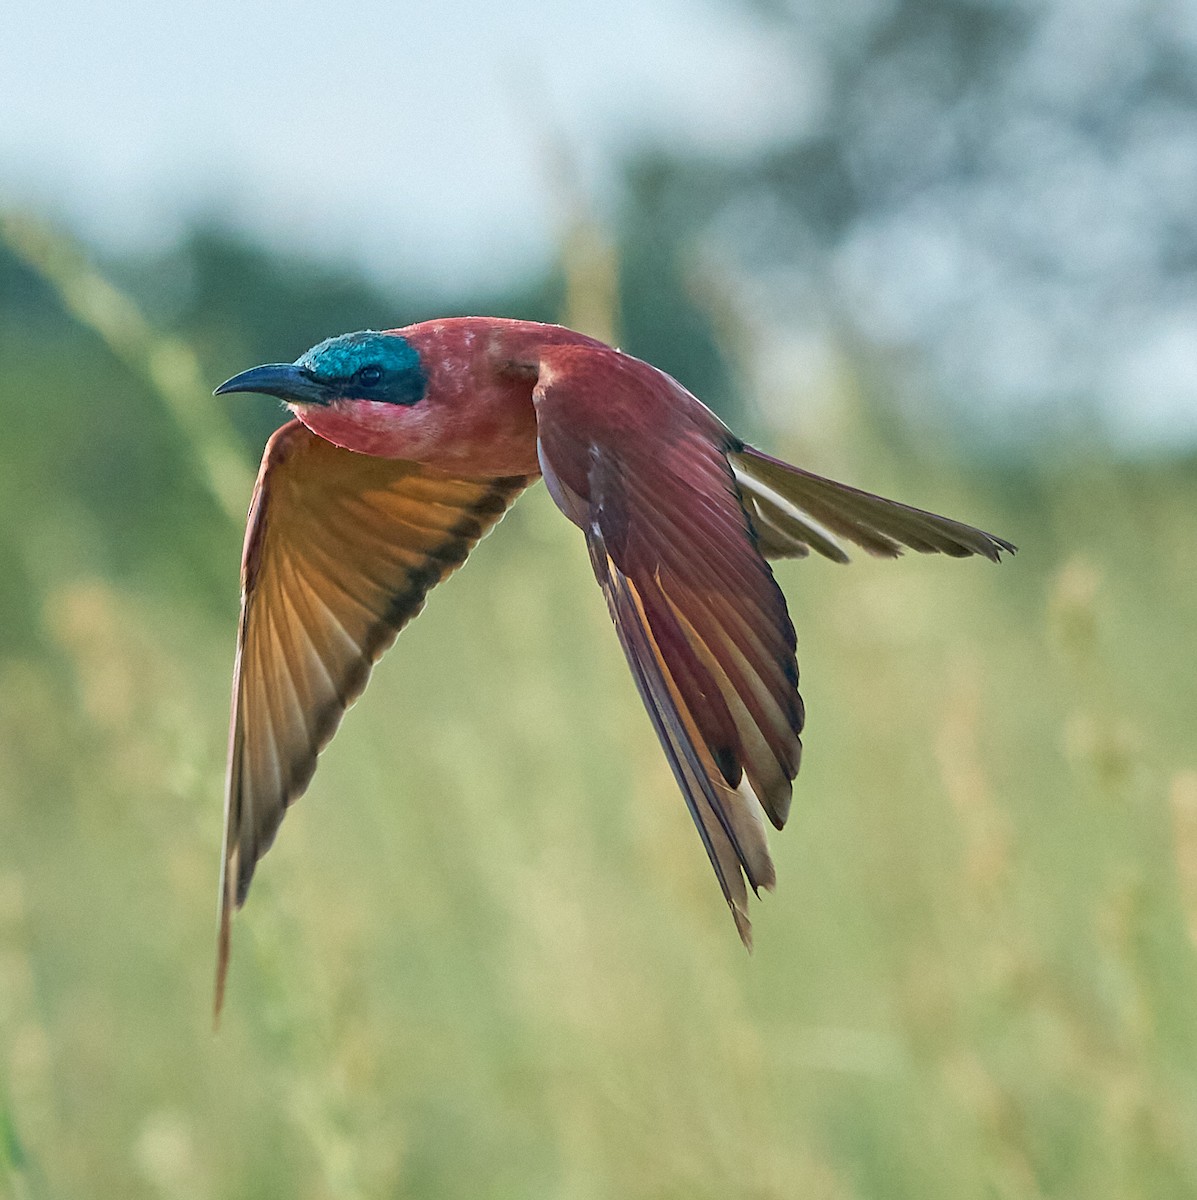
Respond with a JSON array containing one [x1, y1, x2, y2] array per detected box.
[[297, 331, 427, 406]]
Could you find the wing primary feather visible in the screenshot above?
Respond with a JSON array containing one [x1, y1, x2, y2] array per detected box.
[[596, 553, 767, 886], [589, 491, 777, 907], [654, 582, 800, 828], [618, 499, 805, 809], [590, 538, 759, 934], [635, 573, 743, 788]]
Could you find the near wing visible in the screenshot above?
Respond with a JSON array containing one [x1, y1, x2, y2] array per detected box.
[[535, 353, 804, 946], [217, 419, 531, 1013]]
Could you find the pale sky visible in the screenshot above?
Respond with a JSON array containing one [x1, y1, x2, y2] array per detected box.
[[7, 0, 1197, 445], [3, 0, 808, 293]]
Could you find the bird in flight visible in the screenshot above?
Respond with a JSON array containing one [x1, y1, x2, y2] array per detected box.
[[212, 317, 1014, 1014]]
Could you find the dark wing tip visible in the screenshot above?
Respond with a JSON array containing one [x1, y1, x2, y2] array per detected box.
[[969, 532, 1018, 562]]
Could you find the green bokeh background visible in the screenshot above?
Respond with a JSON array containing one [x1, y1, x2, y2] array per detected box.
[[4, 8, 1197, 1188]]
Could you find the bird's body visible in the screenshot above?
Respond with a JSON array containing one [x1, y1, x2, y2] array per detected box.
[[291, 317, 717, 477], [213, 317, 1014, 1014]]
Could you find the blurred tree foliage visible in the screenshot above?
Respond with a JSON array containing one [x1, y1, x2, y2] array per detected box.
[[610, 0, 1197, 438]]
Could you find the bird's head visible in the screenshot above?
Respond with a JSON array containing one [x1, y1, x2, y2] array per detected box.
[[215, 318, 543, 472], [215, 331, 427, 409]]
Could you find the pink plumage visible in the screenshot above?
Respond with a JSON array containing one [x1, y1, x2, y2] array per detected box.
[[211, 317, 1015, 1016]]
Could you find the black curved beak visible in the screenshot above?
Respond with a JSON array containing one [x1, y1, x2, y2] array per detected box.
[[213, 363, 331, 405]]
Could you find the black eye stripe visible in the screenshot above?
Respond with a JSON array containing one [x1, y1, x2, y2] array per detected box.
[[356, 365, 383, 386]]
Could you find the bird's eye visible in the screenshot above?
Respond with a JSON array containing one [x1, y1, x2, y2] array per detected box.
[[356, 365, 383, 387]]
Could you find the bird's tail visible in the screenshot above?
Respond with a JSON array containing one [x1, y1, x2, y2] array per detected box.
[[728, 444, 1016, 564]]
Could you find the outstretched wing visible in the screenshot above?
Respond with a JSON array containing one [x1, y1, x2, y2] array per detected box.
[[217, 419, 531, 1014], [534, 348, 804, 946]]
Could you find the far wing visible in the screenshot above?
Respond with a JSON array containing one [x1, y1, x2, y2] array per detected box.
[[217, 419, 531, 1014], [535, 349, 804, 945]]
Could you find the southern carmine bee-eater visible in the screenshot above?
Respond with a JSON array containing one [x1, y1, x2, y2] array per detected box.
[[213, 317, 1015, 1014]]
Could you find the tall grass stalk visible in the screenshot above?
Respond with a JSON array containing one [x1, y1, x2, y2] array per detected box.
[[0, 212, 253, 526]]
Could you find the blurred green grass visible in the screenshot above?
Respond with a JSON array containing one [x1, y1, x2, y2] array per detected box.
[[2, 220, 1197, 1199]]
